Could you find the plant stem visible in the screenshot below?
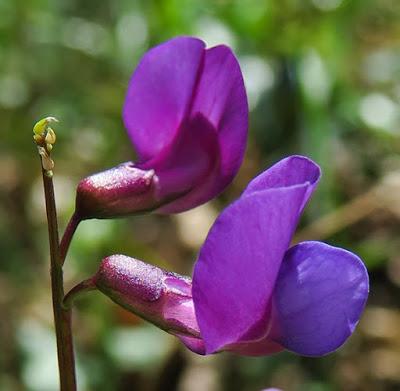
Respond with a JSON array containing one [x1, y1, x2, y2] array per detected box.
[[60, 212, 80, 265], [41, 167, 77, 391], [63, 278, 96, 310]]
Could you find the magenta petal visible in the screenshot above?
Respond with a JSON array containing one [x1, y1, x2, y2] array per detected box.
[[193, 189, 308, 354], [157, 45, 248, 213], [190, 45, 248, 193], [123, 37, 205, 161], [192, 156, 320, 354], [175, 334, 206, 355], [243, 155, 321, 208], [142, 113, 220, 213], [192, 157, 320, 354], [272, 241, 369, 356], [77, 37, 248, 220]]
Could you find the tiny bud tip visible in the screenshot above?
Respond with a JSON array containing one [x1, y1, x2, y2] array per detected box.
[[33, 116, 59, 135]]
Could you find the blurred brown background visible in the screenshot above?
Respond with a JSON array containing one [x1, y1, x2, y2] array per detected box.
[[1, 0, 400, 390]]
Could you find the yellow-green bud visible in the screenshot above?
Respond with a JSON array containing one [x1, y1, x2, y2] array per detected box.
[[45, 128, 56, 144], [33, 116, 58, 135]]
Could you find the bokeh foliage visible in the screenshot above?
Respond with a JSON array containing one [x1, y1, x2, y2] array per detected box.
[[1, 0, 400, 390]]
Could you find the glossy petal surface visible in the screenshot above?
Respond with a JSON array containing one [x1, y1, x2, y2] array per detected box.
[[140, 113, 219, 205], [158, 45, 248, 213], [123, 37, 205, 161], [272, 241, 369, 356], [243, 155, 320, 206], [188, 46, 248, 194], [192, 157, 321, 354], [121, 36, 248, 214], [76, 36, 248, 220]]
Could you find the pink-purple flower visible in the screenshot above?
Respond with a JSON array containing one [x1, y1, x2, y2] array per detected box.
[[75, 36, 248, 219], [92, 156, 369, 357]]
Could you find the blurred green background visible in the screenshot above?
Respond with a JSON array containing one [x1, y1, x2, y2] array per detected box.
[[1, 0, 400, 390]]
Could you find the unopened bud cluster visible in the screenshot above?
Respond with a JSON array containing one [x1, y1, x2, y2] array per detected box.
[[33, 116, 58, 174]]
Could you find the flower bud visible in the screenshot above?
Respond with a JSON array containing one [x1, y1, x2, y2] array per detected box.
[[45, 128, 57, 144], [93, 255, 204, 353], [33, 116, 58, 135], [75, 163, 161, 219]]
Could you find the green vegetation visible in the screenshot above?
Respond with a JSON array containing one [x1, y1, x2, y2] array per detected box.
[[1, 0, 399, 390]]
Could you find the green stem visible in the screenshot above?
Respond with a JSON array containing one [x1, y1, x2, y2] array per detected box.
[[41, 167, 77, 391]]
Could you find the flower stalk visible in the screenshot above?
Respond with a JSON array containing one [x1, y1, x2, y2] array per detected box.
[[63, 278, 96, 310], [34, 117, 77, 391], [60, 212, 80, 265]]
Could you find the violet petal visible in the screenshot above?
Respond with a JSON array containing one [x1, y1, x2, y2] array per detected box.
[[158, 45, 248, 213], [123, 37, 205, 161], [192, 45, 248, 177], [192, 157, 320, 354], [140, 113, 220, 208], [243, 155, 320, 208], [272, 241, 369, 356]]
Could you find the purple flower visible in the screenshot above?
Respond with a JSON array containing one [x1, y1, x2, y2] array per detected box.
[[75, 36, 248, 219], [93, 156, 369, 357]]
